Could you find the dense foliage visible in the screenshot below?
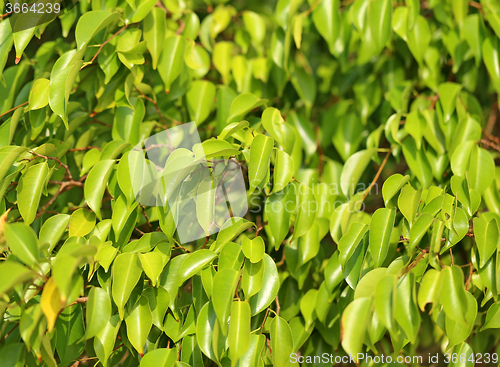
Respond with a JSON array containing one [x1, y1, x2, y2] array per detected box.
[[1, 0, 500, 366]]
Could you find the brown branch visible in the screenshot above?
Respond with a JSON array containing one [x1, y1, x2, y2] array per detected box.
[[485, 102, 498, 136], [85, 119, 112, 128], [361, 147, 395, 202], [139, 205, 153, 232], [255, 221, 268, 236], [465, 262, 474, 291], [480, 139, 500, 152], [469, 1, 484, 13], [0, 101, 28, 119], [66, 297, 88, 308], [29, 151, 73, 180], [35, 180, 84, 220], [88, 23, 136, 65], [69, 146, 102, 152], [260, 308, 270, 334], [315, 125, 324, 176], [136, 88, 169, 128]]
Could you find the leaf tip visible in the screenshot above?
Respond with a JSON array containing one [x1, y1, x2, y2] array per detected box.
[[15, 57, 21, 64]]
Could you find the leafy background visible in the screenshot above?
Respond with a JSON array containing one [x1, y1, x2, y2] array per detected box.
[[1, 0, 500, 366]]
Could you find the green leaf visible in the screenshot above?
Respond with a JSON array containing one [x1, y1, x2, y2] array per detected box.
[[143, 8, 166, 70], [405, 110, 427, 149], [407, 15, 431, 65], [28, 78, 50, 110], [438, 83, 462, 123], [243, 11, 266, 45], [0, 146, 27, 183], [241, 236, 265, 263], [483, 36, 500, 92], [94, 315, 122, 367], [75, 11, 120, 49], [398, 184, 422, 227], [265, 184, 296, 249], [341, 297, 372, 360], [409, 213, 434, 253], [196, 301, 221, 362], [467, 146, 495, 194], [226, 93, 267, 124], [338, 222, 368, 267], [270, 316, 294, 367], [473, 217, 499, 268], [293, 184, 316, 239], [186, 80, 216, 126], [219, 241, 244, 271], [112, 253, 143, 319], [445, 292, 477, 350], [249, 254, 280, 315], [369, 0, 392, 51], [382, 173, 410, 208], [158, 36, 186, 93], [5, 223, 39, 267], [333, 113, 364, 162], [290, 68, 316, 116], [402, 137, 433, 188], [69, 208, 96, 238], [369, 208, 396, 267], [138, 252, 165, 287], [273, 149, 294, 193], [241, 258, 264, 298], [213, 42, 233, 85], [86, 287, 112, 339], [374, 274, 397, 336], [140, 348, 178, 367], [39, 214, 70, 254], [0, 20, 13, 83], [395, 273, 420, 343], [17, 162, 48, 225], [49, 60, 83, 127], [300, 288, 318, 330], [440, 266, 468, 326], [125, 0, 156, 23], [125, 295, 152, 355], [112, 98, 145, 146], [417, 269, 442, 311], [0, 260, 34, 296], [324, 252, 343, 292], [312, 0, 340, 54], [340, 148, 376, 198], [249, 134, 274, 193], [212, 268, 239, 335], [194, 139, 240, 160], [179, 249, 217, 285], [85, 159, 115, 220], [228, 301, 251, 367], [480, 303, 500, 331]]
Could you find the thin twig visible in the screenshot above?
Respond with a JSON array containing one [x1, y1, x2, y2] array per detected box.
[[88, 24, 135, 65], [66, 297, 88, 308], [136, 88, 169, 128], [29, 151, 73, 180], [0, 101, 28, 119], [361, 147, 395, 202]]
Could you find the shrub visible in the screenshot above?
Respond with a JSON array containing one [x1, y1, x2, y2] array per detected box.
[[0, 0, 500, 366]]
